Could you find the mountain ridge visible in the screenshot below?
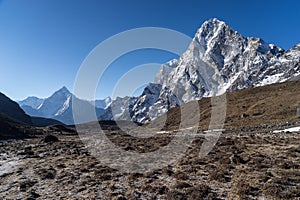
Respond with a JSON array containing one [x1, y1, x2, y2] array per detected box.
[[0, 92, 32, 125], [127, 18, 300, 122], [18, 18, 300, 124]]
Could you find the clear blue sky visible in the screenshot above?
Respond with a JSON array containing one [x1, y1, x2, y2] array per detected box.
[[0, 0, 299, 100]]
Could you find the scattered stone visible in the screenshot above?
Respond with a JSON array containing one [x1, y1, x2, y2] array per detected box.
[[165, 190, 186, 200], [43, 135, 59, 143], [240, 113, 249, 118], [173, 181, 192, 189], [36, 167, 56, 179], [19, 180, 37, 192], [29, 190, 40, 199], [186, 184, 212, 199], [113, 194, 127, 200]]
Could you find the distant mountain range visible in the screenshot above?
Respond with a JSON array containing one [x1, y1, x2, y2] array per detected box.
[[18, 87, 111, 125], [17, 18, 300, 124]]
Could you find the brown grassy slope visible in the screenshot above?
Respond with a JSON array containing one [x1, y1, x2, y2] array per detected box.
[[150, 81, 300, 131]]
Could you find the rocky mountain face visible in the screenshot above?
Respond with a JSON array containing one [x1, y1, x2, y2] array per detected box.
[[0, 92, 32, 125], [100, 96, 138, 121], [0, 92, 34, 139], [154, 18, 299, 101], [120, 18, 300, 123], [131, 83, 180, 122], [102, 83, 180, 122]]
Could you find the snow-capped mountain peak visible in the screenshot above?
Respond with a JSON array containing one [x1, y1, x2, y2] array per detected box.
[[52, 86, 71, 97], [35, 87, 72, 118], [19, 86, 107, 124], [195, 18, 227, 40], [128, 18, 300, 122]]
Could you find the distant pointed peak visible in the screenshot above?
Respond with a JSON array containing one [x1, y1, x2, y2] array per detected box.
[[53, 86, 71, 96], [60, 86, 69, 91], [60, 86, 70, 92]]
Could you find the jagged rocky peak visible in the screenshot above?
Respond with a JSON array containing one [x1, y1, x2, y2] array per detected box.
[[130, 83, 180, 123], [111, 18, 300, 123], [182, 18, 248, 75], [141, 83, 162, 96], [192, 18, 284, 58], [194, 18, 243, 49], [151, 17, 299, 106], [130, 83, 162, 122], [195, 18, 227, 39]]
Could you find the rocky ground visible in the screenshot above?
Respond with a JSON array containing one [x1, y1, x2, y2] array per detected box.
[[0, 122, 299, 200], [1, 81, 300, 199]]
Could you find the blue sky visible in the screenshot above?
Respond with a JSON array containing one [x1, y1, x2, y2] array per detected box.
[[0, 0, 299, 100]]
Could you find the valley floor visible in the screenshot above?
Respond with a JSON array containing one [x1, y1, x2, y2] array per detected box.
[[0, 124, 299, 199]]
